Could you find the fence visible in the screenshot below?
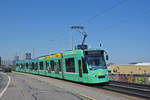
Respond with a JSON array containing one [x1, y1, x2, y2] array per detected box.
[[109, 74, 150, 85]]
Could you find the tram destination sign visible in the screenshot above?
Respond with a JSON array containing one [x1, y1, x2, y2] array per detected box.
[[84, 50, 104, 56]]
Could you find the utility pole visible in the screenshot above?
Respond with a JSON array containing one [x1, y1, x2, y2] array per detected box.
[[32, 48, 35, 59], [71, 35, 73, 50], [23, 51, 25, 60], [0, 56, 1, 66]]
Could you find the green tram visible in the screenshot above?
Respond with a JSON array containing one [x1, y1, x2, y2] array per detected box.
[[15, 49, 109, 84]]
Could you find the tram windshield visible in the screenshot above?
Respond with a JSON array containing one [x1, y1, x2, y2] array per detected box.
[[87, 56, 106, 66], [85, 50, 107, 70]]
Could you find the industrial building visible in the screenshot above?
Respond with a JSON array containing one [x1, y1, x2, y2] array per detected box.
[[24, 53, 31, 60]]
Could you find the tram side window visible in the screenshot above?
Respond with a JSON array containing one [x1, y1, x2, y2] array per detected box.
[[16, 64, 18, 67], [21, 64, 23, 69], [45, 61, 49, 70], [18, 64, 19, 68], [58, 60, 61, 71], [19, 64, 22, 69], [40, 62, 44, 70], [29, 63, 32, 69], [22, 64, 25, 69], [18, 64, 20, 69], [82, 58, 88, 73], [16, 64, 18, 68], [65, 58, 75, 73], [18, 64, 20, 68], [24, 64, 25, 69], [26, 63, 28, 69], [20, 64, 21, 69], [35, 63, 38, 70], [32, 62, 35, 70], [50, 61, 54, 71]]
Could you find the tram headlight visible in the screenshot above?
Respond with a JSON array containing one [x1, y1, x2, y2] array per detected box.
[[98, 72, 102, 75], [92, 74, 97, 77]]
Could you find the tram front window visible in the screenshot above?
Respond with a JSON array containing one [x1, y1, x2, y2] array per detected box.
[[87, 56, 106, 69]]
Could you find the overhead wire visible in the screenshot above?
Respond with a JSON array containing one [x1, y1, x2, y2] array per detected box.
[[79, 0, 128, 26], [65, 0, 128, 48], [100, 9, 150, 32]]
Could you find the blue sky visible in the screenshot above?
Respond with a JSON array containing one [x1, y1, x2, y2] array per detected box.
[[0, 0, 150, 64]]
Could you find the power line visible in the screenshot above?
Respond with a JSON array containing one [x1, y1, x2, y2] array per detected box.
[[68, 0, 128, 48], [79, 0, 128, 25], [100, 9, 150, 32]]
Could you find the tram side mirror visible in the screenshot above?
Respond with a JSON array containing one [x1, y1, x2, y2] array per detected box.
[[106, 55, 109, 60]]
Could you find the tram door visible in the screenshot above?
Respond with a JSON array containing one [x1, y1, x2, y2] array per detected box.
[[45, 61, 51, 75], [55, 60, 59, 75], [61, 58, 64, 79], [78, 60, 82, 77], [45, 61, 48, 75]]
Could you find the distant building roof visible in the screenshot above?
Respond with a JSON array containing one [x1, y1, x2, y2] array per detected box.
[[129, 62, 142, 64], [134, 63, 150, 66]]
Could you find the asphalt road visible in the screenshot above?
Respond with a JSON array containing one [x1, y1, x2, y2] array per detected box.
[[0, 72, 9, 98], [0, 72, 147, 100], [0, 72, 85, 100]]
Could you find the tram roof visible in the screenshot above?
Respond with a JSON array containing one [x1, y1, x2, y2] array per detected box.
[[16, 49, 104, 63]]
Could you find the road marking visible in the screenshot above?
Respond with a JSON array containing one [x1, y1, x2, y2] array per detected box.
[[0, 73, 11, 99], [79, 93, 96, 100]]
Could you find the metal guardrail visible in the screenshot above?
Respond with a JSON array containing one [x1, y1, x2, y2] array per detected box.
[[98, 81, 150, 99]]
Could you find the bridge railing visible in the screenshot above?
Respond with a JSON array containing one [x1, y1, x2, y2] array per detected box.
[[109, 74, 150, 85]]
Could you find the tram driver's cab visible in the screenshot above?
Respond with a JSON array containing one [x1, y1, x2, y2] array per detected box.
[[83, 50, 109, 83]]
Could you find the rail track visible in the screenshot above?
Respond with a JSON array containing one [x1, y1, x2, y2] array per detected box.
[[97, 81, 150, 99]]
